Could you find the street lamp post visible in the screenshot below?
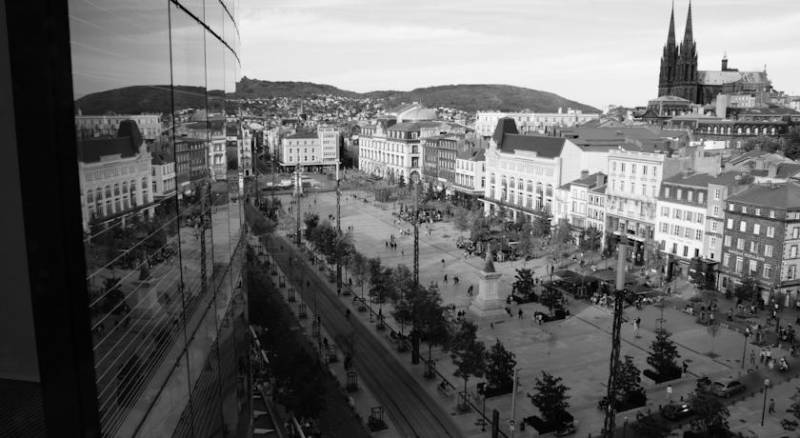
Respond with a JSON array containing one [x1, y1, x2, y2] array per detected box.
[[742, 329, 751, 369], [761, 378, 771, 426], [622, 416, 628, 438]]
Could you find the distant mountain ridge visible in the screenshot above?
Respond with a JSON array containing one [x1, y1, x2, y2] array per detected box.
[[76, 78, 600, 115], [238, 78, 601, 113]]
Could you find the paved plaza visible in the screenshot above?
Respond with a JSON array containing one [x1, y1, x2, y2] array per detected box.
[[271, 186, 800, 437]]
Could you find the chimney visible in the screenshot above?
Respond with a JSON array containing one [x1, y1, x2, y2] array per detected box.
[[768, 162, 778, 178], [581, 170, 589, 179], [596, 173, 605, 187]]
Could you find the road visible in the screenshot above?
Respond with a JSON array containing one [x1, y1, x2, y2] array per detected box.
[[264, 234, 464, 438]]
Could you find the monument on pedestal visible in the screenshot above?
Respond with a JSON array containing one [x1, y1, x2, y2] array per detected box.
[[470, 246, 505, 317]]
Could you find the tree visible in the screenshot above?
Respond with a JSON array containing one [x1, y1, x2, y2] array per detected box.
[[735, 275, 760, 302], [784, 126, 800, 160], [688, 387, 730, 435], [580, 226, 602, 252], [512, 268, 536, 297], [532, 208, 552, 238], [485, 340, 517, 392], [540, 286, 564, 315], [647, 328, 681, 378], [303, 212, 319, 240], [397, 174, 405, 187], [394, 282, 451, 362], [348, 252, 369, 300], [528, 371, 571, 428], [452, 207, 472, 235], [613, 355, 645, 409], [743, 136, 781, 153], [554, 219, 572, 245], [632, 410, 670, 438], [450, 322, 487, 410]]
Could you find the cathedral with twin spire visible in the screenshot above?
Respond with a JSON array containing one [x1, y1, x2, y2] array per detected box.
[[657, 2, 772, 105]]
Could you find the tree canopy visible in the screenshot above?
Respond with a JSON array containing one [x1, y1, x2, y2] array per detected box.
[[528, 371, 571, 427]]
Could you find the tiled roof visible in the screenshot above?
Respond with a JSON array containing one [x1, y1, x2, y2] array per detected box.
[[662, 172, 718, 187], [78, 136, 140, 163], [571, 172, 606, 187], [499, 135, 566, 158], [727, 181, 800, 209], [562, 127, 665, 141], [456, 148, 485, 161], [387, 122, 423, 132], [152, 152, 174, 165]]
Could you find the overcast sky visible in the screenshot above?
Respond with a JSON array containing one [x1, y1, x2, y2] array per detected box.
[[239, 0, 800, 109]]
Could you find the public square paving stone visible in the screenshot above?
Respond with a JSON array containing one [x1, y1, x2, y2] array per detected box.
[[281, 190, 795, 436]]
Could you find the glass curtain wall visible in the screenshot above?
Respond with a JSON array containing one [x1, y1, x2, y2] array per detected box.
[[67, 0, 245, 436]]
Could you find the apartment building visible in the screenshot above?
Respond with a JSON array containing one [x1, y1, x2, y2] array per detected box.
[[719, 182, 800, 305], [475, 109, 600, 137], [76, 113, 162, 141]]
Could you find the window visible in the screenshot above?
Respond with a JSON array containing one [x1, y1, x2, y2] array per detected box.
[[764, 264, 772, 279], [754, 223, 761, 235], [793, 227, 799, 239], [739, 221, 747, 232], [696, 230, 702, 240], [755, 208, 761, 216], [729, 204, 734, 211], [749, 260, 758, 274], [685, 211, 692, 221], [675, 209, 682, 219], [770, 210, 775, 218], [677, 189, 682, 200], [661, 207, 669, 217], [683, 246, 689, 257], [673, 225, 681, 236], [696, 214, 703, 223], [641, 184, 646, 196], [643, 166, 647, 175], [742, 206, 747, 214], [672, 243, 678, 254], [710, 237, 717, 247], [750, 241, 758, 254], [724, 235, 731, 247], [765, 245, 774, 257], [620, 163, 626, 172], [736, 238, 744, 250], [660, 223, 669, 233], [792, 246, 798, 258], [714, 188, 721, 200], [713, 206, 720, 216], [665, 187, 670, 198], [727, 218, 734, 229], [723, 253, 730, 267], [687, 191, 693, 202], [790, 265, 797, 280], [612, 161, 616, 172], [767, 226, 775, 238], [698, 192, 704, 203], [735, 257, 743, 273], [711, 222, 718, 232], [685, 228, 693, 239], [632, 164, 636, 174]]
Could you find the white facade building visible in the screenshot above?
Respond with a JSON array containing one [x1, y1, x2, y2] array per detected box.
[[75, 113, 162, 140], [278, 126, 340, 170], [475, 109, 600, 137], [654, 173, 711, 267], [454, 148, 486, 196], [554, 172, 607, 231], [482, 119, 608, 221], [151, 157, 176, 199]]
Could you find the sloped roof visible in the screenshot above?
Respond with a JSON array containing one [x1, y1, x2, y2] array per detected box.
[[499, 135, 566, 158], [749, 163, 800, 179], [562, 127, 664, 142], [285, 131, 318, 139], [727, 181, 800, 209], [650, 95, 692, 103], [456, 148, 486, 161], [662, 172, 718, 188], [571, 172, 606, 187], [78, 136, 140, 163], [493, 117, 518, 145]]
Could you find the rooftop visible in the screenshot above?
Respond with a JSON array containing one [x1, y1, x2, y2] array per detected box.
[[285, 131, 318, 139], [78, 136, 140, 163], [662, 172, 718, 188], [727, 181, 800, 209], [499, 134, 566, 158]]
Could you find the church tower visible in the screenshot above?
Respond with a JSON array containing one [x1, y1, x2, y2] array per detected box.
[[674, 2, 699, 102], [657, 3, 679, 97]]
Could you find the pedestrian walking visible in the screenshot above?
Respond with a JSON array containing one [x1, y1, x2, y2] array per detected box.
[[760, 348, 766, 363], [769, 398, 776, 414], [444, 274, 448, 283], [666, 385, 673, 401], [682, 360, 688, 374], [441, 258, 445, 267], [751, 350, 757, 367], [518, 309, 523, 319]]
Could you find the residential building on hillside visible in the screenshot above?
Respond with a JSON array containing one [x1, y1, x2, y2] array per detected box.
[[482, 118, 608, 221], [76, 113, 162, 141], [475, 109, 599, 137], [77, 121, 154, 232], [718, 182, 800, 306]]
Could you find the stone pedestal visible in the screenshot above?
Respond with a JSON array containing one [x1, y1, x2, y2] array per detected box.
[[470, 271, 505, 317]]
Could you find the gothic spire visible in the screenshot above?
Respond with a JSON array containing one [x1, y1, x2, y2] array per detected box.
[[683, 1, 694, 44], [666, 1, 676, 46]]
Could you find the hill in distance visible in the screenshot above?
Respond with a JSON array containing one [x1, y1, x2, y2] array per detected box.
[[238, 78, 601, 113], [75, 78, 600, 115]]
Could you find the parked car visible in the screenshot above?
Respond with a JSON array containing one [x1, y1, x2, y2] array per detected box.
[[661, 401, 693, 421], [708, 379, 746, 398], [510, 293, 538, 304]]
